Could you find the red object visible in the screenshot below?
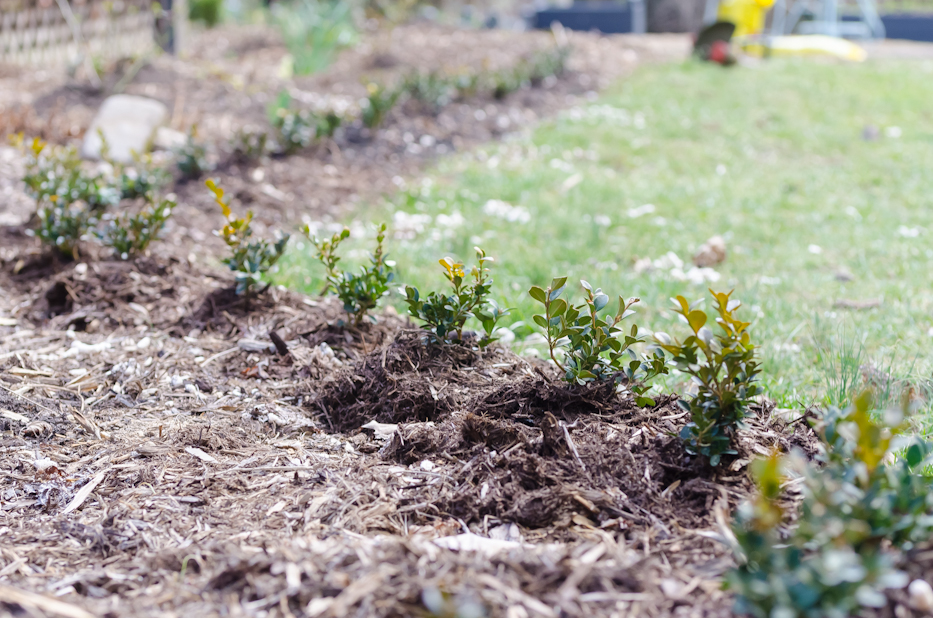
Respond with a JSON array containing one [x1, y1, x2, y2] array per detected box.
[[709, 40, 730, 64]]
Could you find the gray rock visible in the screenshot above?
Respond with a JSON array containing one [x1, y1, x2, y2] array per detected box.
[[153, 126, 187, 151], [81, 95, 169, 163]]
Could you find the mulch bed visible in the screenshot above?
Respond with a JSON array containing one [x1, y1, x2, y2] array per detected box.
[[0, 246, 822, 617]]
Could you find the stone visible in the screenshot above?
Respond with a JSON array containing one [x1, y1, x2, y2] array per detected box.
[[909, 579, 933, 612], [81, 95, 169, 163], [693, 235, 727, 267], [153, 126, 187, 151]]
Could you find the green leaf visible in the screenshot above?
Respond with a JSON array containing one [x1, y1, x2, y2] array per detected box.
[[906, 443, 923, 467], [529, 286, 547, 304], [533, 314, 549, 329], [550, 298, 568, 317], [686, 309, 707, 333], [549, 276, 567, 291], [594, 293, 609, 311]]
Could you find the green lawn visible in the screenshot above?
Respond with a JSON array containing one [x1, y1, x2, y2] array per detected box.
[[277, 58, 933, 414]]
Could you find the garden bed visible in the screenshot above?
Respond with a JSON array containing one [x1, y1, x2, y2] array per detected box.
[[0, 246, 824, 617], [2, 20, 932, 618]]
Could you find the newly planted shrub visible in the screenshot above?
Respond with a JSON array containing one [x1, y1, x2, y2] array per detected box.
[[96, 130, 169, 200], [491, 66, 525, 100], [22, 137, 120, 212], [529, 278, 667, 401], [273, 108, 316, 153], [528, 47, 569, 84], [98, 195, 175, 259], [313, 110, 343, 139], [728, 391, 933, 618], [655, 290, 760, 466], [301, 223, 394, 325], [175, 127, 212, 179], [402, 70, 455, 111], [206, 179, 289, 296], [404, 247, 508, 346], [35, 202, 96, 260], [230, 128, 270, 162], [270, 97, 343, 154], [20, 136, 119, 259], [361, 82, 400, 129], [117, 154, 170, 200]]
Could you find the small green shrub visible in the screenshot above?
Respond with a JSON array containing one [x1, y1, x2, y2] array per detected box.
[[313, 110, 343, 139], [490, 47, 569, 99], [528, 47, 569, 84], [272, 0, 357, 76], [728, 391, 933, 618], [96, 130, 168, 200], [98, 195, 175, 259], [404, 247, 508, 347], [270, 97, 342, 154], [528, 278, 667, 400], [20, 136, 119, 259], [402, 70, 455, 111], [35, 202, 95, 260], [301, 223, 394, 325], [207, 179, 289, 296], [117, 154, 169, 200], [655, 290, 761, 466], [22, 137, 120, 212], [175, 127, 212, 179], [230, 128, 270, 162], [491, 66, 525, 100], [361, 82, 400, 129]]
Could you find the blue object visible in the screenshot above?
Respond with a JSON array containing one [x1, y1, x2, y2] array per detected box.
[[534, 1, 637, 33], [838, 12, 933, 40], [879, 14, 933, 41]]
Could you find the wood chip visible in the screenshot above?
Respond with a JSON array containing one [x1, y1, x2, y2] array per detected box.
[[185, 447, 219, 464], [8, 367, 54, 377], [1, 408, 29, 423], [0, 584, 95, 618], [62, 471, 108, 515]]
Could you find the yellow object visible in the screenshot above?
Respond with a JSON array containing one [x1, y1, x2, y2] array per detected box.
[[717, 0, 775, 37], [743, 35, 868, 61]]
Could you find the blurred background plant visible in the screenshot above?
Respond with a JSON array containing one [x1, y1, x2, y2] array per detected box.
[[728, 390, 933, 618], [271, 0, 358, 76]]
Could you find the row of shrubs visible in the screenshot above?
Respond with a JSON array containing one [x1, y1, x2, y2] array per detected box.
[[149, 46, 570, 182], [17, 139, 754, 471], [20, 136, 176, 261], [203, 188, 757, 467], [245, 46, 569, 157], [218, 197, 933, 617], [14, 46, 570, 261]]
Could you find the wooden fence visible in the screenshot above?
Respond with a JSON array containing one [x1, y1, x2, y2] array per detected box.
[[0, 0, 155, 66]]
